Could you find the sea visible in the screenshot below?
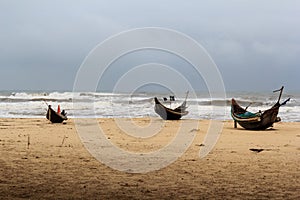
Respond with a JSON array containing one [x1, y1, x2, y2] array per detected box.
[[0, 91, 299, 122]]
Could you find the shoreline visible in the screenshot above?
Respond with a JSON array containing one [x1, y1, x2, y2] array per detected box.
[[1, 116, 298, 122], [0, 118, 299, 199]]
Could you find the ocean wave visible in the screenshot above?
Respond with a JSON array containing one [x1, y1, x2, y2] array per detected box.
[[0, 97, 73, 103], [0, 91, 299, 121]]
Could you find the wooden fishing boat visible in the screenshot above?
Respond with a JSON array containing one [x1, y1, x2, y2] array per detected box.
[[231, 86, 290, 130], [46, 105, 67, 123], [154, 97, 188, 120]]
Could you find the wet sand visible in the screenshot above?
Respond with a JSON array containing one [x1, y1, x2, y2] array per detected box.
[[0, 118, 299, 199]]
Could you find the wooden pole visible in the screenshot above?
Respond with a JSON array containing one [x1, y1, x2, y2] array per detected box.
[[49, 108, 51, 122], [273, 86, 284, 104]]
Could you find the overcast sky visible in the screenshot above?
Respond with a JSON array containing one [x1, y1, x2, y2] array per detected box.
[[0, 0, 299, 92]]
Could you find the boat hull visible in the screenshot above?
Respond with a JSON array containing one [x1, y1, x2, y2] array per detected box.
[[231, 99, 280, 130], [46, 106, 67, 123], [154, 97, 188, 120]]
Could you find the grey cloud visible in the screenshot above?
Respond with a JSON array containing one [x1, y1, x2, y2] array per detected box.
[[0, 0, 299, 91]]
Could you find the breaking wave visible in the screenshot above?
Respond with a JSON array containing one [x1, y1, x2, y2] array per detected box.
[[0, 91, 299, 121]]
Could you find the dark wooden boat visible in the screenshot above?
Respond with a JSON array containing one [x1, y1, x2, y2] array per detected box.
[[231, 86, 290, 130], [46, 105, 67, 123], [154, 97, 188, 120]]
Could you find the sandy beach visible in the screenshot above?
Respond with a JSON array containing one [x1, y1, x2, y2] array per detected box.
[[0, 118, 299, 199]]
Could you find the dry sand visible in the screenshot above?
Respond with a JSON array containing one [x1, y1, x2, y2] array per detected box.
[[0, 118, 299, 199]]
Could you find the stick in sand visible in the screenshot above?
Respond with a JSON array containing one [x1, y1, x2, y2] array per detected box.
[[60, 135, 68, 147]]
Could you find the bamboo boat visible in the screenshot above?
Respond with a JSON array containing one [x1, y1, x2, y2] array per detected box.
[[46, 105, 67, 123], [231, 86, 290, 130], [154, 96, 188, 120]]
